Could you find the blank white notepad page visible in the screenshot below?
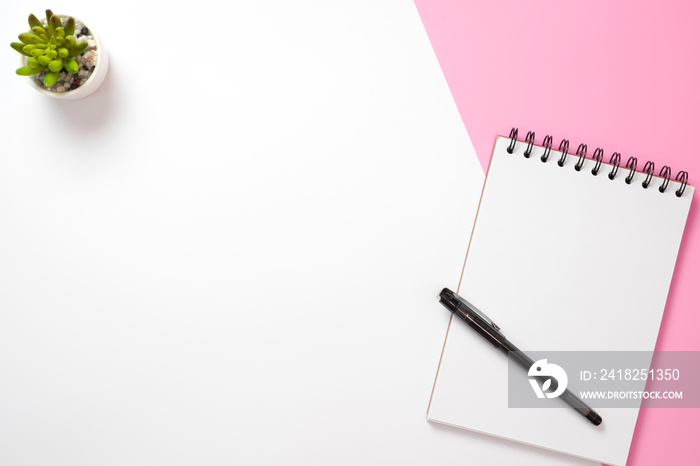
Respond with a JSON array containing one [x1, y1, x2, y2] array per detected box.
[[428, 136, 693, 466]]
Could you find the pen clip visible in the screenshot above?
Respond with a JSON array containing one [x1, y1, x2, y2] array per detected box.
[[469, 303, 501, 332], [446, 289, 501, 332]]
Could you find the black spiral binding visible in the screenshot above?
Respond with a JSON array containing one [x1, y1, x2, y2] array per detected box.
[[574, 144, 587, 171], [608, 152, 621, 180], [659, 166, 671, 193], [507, 128, 518, 154], [591, 148, 604, 176], [524, 131, 536, 158], [540, 135, 553, 162], [675, 172, 688, 197], [505, 128, 690, 197], [556, 139, 569, 167], [625, 157, 637, 184], [642, 161, 655, 189]]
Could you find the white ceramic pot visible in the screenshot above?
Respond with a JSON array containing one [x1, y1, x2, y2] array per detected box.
[[19, 15, 109, 100]]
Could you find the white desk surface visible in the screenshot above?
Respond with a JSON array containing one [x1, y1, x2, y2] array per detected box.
[[0, 2, 598, 464]]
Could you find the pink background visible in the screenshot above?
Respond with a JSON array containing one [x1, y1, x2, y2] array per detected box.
[[414, 0, 700, 464]]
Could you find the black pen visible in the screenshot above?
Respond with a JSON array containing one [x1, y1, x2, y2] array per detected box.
[[439, 288, 602, 426]]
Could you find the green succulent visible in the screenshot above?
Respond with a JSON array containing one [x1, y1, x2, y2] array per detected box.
[[10, 9, 89, 87]]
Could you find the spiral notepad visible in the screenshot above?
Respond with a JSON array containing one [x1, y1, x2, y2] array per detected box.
[[427, 129, 693, 466]]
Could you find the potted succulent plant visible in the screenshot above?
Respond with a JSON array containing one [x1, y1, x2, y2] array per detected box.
[[10, 9, 108, 99]]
